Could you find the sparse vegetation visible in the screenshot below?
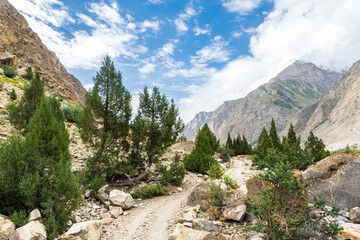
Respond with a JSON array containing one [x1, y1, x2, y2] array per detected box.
[[63, 105, 83, 124], [1, 64, 17, 78], [131, 183, 169, 199], [9, 88, 17, 100], [158, 154, 186, 186]]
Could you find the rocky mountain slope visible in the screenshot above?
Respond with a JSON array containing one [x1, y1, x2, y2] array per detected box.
[[0, 0, 86, 103], [284, 60, 360, 150], [182, 111, 214, 140], [184, 61, 339, 143]]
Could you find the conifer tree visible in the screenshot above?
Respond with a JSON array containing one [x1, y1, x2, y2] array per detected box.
[[304, 131, 329, 162], [226, 133, 233, 150], [269, 118, 281, 150], [79, 55, 132, 179], [287, 123, 298, 147], [242, 134, 252, 155], [9, 71, 44, 131]]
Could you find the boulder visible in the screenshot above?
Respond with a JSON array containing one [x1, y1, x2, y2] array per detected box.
[[13, 221, 47, 240], [109, 206, 123, 218], [303, 153, 360, 209], [187, 182, 210, 208], [338, 222, 360, 240], [169, 223, 233, 240], [109, 189, 134, 209], [0, 215, 15, 240], [60, 220, 102, 240], [222, 204, 246, 222], [351, 207, 360, 223], [28, 209, 42, 222], [95, 185, 109, 203], [191, 219, 222, 232]]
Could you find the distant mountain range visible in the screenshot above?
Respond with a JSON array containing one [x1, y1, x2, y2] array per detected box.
[[183, 60, 340, 144]]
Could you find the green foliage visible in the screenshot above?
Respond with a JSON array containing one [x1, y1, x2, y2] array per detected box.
[[0, 96, 81, 239], [177, 135, 187, 142], [332, 144, 360, 154], [254, 121, 327, 170], [184, 124, 219, 174], [246, 161, 342, 239], [9, 88, 17, 100], [1, 65, 17, 78], [8, 71, 44, 131], [207, 162, 224, 180], [223, 175, 239, 190], [10, 210, 28, 228], [304, 131, 329, 163], [63, 105, 84, 124], [159, 154, 186, 186], [88, 174, 105, 197], [26, 66, 33, 80], [79, 55, 132, 180], [216, 145, 233, 162], [0, 81, 3, 91], [131, 183, 169, 199]]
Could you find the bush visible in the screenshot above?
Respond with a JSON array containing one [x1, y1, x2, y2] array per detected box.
[[246, 161, 342, 239], [1, 65, 17, 78], [9, 88, 17, 100], [131, 183, 169, 199], [26, 67, 33, 80], [0, 81, 3, 91], [183, 151, 218, 174], [88, 174, 105, 197], [10, 210, 28, 228], [63, 105, 83, 124], [159, 154, 186, 186]]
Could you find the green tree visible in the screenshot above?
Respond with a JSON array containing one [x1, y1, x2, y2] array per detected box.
[[226, 133, 233, 150], [26, 66, 33, 80], [269, 118, 281, 150], [8, 71, 44, 131], [242, 134, 252, 155], [9, 88, 17, 100], [287, 123, 298, 147], [127, 87, 184, 183], [0, 96, 81, 239], [304, 131, 329, 163], [79, 55, 132, 180]]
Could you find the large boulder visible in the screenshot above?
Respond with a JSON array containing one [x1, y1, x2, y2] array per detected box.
[[303, 153, 360, 209], [169, 224, 234, 240], [222, 204, 246, 222], [187, 182, 211, 208], [0, 215, 15, 240], [351, 207, 360, 223], [338, 222, 360, 240], [109, 189, 134, 209], [60, 220, 102, 240], [12, 221, 47, 240]]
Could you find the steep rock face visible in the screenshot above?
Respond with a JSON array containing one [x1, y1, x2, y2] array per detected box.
[[184, 61, 339, 143], [286, 60, 360, 150], [182, 111, 214, 140], [0, 0, 86, 103]]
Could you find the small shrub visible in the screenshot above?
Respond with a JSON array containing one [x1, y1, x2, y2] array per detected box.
[[10, 210, 28, 228], [183, 151, 217, 174], [26, 67, 33, 80], [0, 81, 3, 91], [1, 65, 17, 78], [89, 174, 105, 197], [131, 183, 169, 199], [159, 154, 186, 186], [9, 88, 17, 100], [223, 175, 239, 190], [63, 105, 83, 124]]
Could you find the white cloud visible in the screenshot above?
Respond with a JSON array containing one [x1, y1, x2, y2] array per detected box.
[[190, 36, 231, 64], [9, 1, 157, 70], [83, 83, 94, 91], [147, 0, 164, 4], [173, 5, 199, 34], [222, 0, 263, 15], [138, 62, 156, 74], [9, 0, 74, 27], [180, 0, 360, 122], [193, 24, 211, 36]]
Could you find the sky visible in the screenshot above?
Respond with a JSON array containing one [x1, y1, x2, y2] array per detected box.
[[8, 0, 360, 123]]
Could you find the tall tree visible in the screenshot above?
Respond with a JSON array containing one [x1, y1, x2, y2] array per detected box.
[[9, 70, 44, 131], [79, 55, 132, 179], [226, 132, 233, 150], [287, 123, 298, 147], [269, 118, 281, 150], [304, 131, 329, 162], [242, 134, 252, 155], [128, 86, 184, 182]]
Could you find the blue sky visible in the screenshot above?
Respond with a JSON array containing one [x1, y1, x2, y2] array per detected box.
[[8, 0, 360, 122]]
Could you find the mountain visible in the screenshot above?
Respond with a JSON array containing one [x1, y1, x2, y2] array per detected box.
[[182, 111, 214, 140], [183, 61, 340, 143], [284, 60, 360, 150], [0, 0, 86, 103]]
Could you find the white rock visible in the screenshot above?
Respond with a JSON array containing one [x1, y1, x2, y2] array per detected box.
[[61, 220, 101, 240], [28, 209, 42, 222], [350, 207, 360, 223], [14, 221, 47, 240], [109, 206, 123, 218], [0, 215, 15, 240], [109, 190, 134, 209], [222, 204, 247, 222]]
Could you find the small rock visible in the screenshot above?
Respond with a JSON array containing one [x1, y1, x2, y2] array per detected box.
[[66, 220, 72, 228], [84, 190, 91, 198], [100, 213, 112, 219], [339, 210, 350, 219], [93, 204, 101, 210], [95, 185, 109, 203], [222, 204, 247, 222], [202, 175, 209, 181], [177, 187, 183, 192], [109, 189, 134, 209], [182, 222, 193, 228], [61, 220, 101, 240], [335, 215, 351, 223], [109, 206, 123, 218], [28, 209, 42, 223], [351, 207, 360, 223], [0, 215, 15, 240]]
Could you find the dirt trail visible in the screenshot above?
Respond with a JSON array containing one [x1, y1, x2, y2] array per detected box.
[[102, 156, 255, 240]]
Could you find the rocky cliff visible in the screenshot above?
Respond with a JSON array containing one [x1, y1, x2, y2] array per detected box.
[[0, 0, 86, 103], [284, 60, 360, 150], [184, 61, 339, 143]]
